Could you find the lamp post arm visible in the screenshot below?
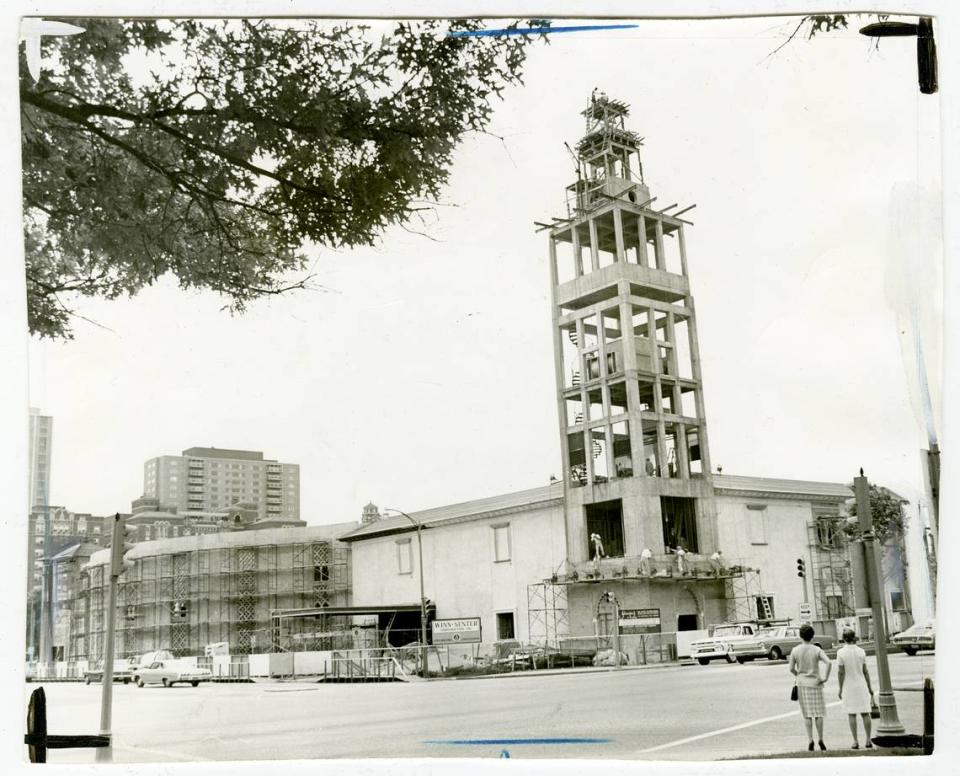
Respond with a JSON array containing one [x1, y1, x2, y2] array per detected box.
[[385, 509, 429, 678]]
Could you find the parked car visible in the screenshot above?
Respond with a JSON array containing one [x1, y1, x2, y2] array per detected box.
[[690, 623, 760, 665], [892, 623, 935, 656], [84, 659, 135, 684], [753, 625, 832, 662], [135, 659, 212, 687], [131, 650, 175, 684]]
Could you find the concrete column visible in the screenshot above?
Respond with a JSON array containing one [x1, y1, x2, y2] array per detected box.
[[683, 298, 712, 474], [637, 214, 649, 267], [676, 423, 690, 480], [647, 307, 658, 376], [571, 227, 583, 278], [619, 295, 637, 372], [588, 218, 600, 273], [678, 225, 689, 277], [549, 237, 572, 491], [613, 208, 626, 263], [665, 311, 679, 379], [548, 238, 559, 287], [654, 218, 665, 271]]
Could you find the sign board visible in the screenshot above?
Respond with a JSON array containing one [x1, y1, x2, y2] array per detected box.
[[431, 617, 482, 644], [619, 607, 661, 634], [799, 603, 812, 624]]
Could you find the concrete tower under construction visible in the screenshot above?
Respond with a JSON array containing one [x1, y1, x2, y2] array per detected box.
[[546, 94, 728, 637]]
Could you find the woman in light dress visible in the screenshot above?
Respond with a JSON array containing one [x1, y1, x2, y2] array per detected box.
[[789, 623, 832, 751], [836, 628, 875, 749]]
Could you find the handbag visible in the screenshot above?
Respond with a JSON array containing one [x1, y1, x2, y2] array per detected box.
[[791, 684, 799, 702], [870, 698, 880, 719]]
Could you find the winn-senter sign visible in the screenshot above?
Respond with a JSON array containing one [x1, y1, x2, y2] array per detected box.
[[431, 617, 482, 644]]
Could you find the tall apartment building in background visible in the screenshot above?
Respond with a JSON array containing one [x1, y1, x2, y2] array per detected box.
[[28, 408, 53, 511], [143, 447, 301, 523]]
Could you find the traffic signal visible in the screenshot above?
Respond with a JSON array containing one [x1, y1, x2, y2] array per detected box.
[[796, 558, 806, 578], [172, 601, 188, 619], [109, 514, 137, 578]]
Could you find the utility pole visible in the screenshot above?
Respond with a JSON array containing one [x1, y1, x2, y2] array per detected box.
[[854, 472, 905, 738], [95, 514, 135, 763]]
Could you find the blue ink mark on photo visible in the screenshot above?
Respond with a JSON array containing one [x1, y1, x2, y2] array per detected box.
[[449, 24, 638, 38], [425, 737, 612, 745]]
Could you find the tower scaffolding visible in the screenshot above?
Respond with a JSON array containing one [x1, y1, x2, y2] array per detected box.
[[527, 581, 569, 647], [807, 518, 856, 621]]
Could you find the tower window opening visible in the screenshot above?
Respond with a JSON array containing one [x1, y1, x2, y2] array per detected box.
[[582, 314, 600, 349], [674, 318, 694, 379], [658, 345, 673, 376], [587, 388, 604, 421], [561, 324, 580, 389], [661, 496, 699, 553], [642, 419, 660, 477], [612, 421, 633, 478], [595, 212, 617, 267], [567, 432, 587, 487], [608, 382, 628, 415], [686, 427, 703, 477], [664, 424, 683, 478], [632, 305, 654, 372], [605, 351, 619, 376], [591, 428, 610, 482], [601, 307, 622, 345], [645, 219, 662, 270], [654, 310, 669, 344], [554, 235, 579, 283], [680, 387, 698, 418], [585, 499, 625, 558], [623, 215, 643, 265], [565, 397, 584, 427], [585, 353, 601, 381], [662, 228, 684, 275], [660, 382, 676, 414]]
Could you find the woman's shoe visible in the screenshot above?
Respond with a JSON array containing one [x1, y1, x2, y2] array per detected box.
[[852, 743, 860, 750], [808, 742, 814, 752], [818, 741, 827, 751], [865, 741, 874, 749]]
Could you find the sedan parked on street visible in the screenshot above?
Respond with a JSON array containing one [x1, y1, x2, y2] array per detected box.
[[756, 625, 832, 661], [891, 623, 935, 656], [135, 659, 212, 687]]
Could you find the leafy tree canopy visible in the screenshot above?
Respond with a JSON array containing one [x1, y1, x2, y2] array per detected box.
[[21, 18, 544, 338], [847, 484, 908, 544]]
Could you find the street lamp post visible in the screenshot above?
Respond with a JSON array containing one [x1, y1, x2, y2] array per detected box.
[[853, 472, 906, 738], [385, 509, 428, 678]]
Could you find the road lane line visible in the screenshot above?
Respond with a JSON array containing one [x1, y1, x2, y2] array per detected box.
[[636, 702, 843, 754], [637, 679, 926, 755]]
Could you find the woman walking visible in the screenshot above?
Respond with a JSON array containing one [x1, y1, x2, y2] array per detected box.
[[789, 623, 832, 751], [837, 628, 875, 749]]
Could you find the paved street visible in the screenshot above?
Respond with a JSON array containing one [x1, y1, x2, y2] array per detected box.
[[32, 652, 933, 763]]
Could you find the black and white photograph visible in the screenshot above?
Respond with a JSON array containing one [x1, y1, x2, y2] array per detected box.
[[4, 1, 956, 771]]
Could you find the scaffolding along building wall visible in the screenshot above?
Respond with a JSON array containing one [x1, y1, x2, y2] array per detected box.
[[77, 526, 353, 660]]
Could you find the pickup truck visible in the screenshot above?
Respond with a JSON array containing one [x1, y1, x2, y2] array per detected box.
[[690, 623, 762, 665]]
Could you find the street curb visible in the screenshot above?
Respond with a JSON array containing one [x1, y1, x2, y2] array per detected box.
[[444, 661, 681, 681]]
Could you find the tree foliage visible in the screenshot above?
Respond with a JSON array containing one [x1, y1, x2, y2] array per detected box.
[[847, 484, 908, 544], [21, 18, 544, 338]]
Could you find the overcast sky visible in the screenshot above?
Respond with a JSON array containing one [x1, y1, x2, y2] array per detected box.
[[3, 4, 956, 773], [20, 16, 942, 619]]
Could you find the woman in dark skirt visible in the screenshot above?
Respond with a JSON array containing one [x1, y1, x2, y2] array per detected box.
[[789, 623, 833, 751]]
